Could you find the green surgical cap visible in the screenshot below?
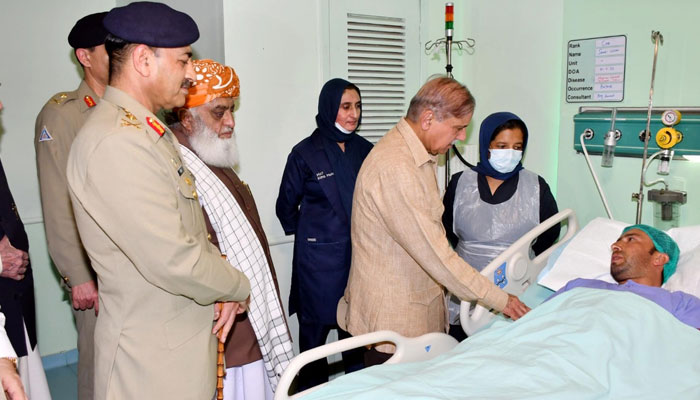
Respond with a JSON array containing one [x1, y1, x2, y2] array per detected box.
[[622, 224, 679, 283]]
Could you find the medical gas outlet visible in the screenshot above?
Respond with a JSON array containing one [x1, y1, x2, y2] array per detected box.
[[653, 111, 683, 174], [657, 110, 683, 149], [574, 108, 700, 158]]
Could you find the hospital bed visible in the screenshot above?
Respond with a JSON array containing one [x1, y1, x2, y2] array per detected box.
[[275, 210, 700, 399], [459, 208, 578, 335]]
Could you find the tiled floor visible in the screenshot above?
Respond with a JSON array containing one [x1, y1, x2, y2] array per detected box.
[[45, 363, 78, 400]]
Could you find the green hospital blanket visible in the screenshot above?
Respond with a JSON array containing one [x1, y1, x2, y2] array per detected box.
[[302, 288, 700, 399]]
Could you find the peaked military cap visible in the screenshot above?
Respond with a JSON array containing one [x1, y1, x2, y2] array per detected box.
[[103, 2, 199, 48], [68, 11, 109, 49]]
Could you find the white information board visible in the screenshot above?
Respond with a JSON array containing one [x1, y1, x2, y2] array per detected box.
[[566, 35, 626, 103]]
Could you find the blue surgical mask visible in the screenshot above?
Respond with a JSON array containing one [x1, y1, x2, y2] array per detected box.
[[488, 149, 522, 173], [335, 122, 353, 134]]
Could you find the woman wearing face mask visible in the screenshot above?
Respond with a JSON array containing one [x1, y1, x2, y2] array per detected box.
[[442, 112, 560, 340], [276, 78, 372, 390]]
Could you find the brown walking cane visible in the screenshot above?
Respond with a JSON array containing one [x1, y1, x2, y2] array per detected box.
[[217, 252, 228, 399], [216, 302, 225, 400]]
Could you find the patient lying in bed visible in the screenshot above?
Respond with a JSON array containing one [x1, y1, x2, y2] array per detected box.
[[301, 275, 700, 399], [292, 223, 700, 400], [550, 224, 700, 329]]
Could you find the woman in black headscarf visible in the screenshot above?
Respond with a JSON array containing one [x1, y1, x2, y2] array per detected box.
[[276, 78, 372, 389], [442, 112, 560, 340]]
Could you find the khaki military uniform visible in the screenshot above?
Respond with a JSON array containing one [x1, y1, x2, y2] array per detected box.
[[34, 80, 98, 400], [66, 86, 250, 400]]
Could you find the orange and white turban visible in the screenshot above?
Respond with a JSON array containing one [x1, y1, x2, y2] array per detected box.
[[184, 59, 240, 108]]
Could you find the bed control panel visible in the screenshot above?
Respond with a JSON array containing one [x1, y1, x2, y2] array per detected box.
[[494, 262, 508, 288]]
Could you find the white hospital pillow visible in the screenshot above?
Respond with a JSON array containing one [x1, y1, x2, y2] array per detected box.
[[666, 225, 700, 252], [538, 217, 625, 291], [538, 218, 700, 298], [536, 237, 571, 282], [664, 226, 700, 298]]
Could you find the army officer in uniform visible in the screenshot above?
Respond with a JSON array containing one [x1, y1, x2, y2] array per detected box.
[[66, 3, 250, 399], [34, 12, 109, 399]]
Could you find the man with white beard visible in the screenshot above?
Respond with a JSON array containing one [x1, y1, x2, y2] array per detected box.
[[168, 59, 293, 400]]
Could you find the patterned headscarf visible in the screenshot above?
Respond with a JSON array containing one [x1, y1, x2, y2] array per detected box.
[[184, 59, 240, 108]]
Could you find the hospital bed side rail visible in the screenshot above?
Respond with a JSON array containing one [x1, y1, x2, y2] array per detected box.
[[461, 208, 579, 335], [274, 330, 458, 400]]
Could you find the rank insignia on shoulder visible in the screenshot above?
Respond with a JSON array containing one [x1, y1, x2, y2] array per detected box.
[[120, 118, 142, 129], [119, 108, 142, 129], [123, 109, 137, 121], [39, 126, 53, 142], [83, 95, 96, 108], [146, 117, 166, 137], [50, 93, 68, 105]]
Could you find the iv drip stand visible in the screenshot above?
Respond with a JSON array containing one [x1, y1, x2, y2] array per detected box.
[[634, 31, 663, 224], [444, 4, 454, 191]]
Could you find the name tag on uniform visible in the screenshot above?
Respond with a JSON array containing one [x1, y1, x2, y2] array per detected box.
[[316, 171, 335, 180]]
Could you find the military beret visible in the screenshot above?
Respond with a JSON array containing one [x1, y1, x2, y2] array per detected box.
[[103, 2, 199, 48], [68, 11, 109, 49]]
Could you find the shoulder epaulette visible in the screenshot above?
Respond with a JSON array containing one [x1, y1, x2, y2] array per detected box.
[[118, 107, 142, 130], [50, 93, 69, 105], [48, 89, 80, 107]]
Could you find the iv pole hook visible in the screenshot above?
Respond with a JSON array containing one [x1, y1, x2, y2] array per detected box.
[[634, 31, 663, 224]]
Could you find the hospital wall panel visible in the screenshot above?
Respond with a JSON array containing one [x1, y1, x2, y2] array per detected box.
[[557, 0, 700, 228], [222, 0, 325, 354], [460, 0, 565, 193]]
